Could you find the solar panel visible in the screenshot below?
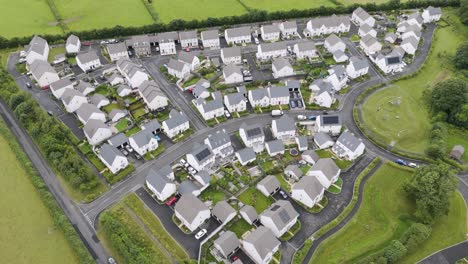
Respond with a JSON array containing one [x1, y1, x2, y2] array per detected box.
[[322, 115, 339, 125], [386, 56, 401, 64], [247, 127, 262, 138], [195, 148, 211, 161], [278, 209, 291, 223]]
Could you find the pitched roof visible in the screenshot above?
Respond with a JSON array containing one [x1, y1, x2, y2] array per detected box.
[[236, 147, 256, 163], [243, 226, 280, 260], [99, 143, 124, 165], [273, 114, 295, 133], [174, 194, 209, 222], [309, 158, 340, 180], [261, 200, 299, 230], [258, 175, 280, 194], [201, 29, 219, 41], [77, 103, 104, 121], [293, 176, 324, 200], [77, 51, 99, 64], [106, 42, 127, 55], [272, 57, 292, 72], [336, 130, 363, 152], [108, 133, 128, 147], [83, 119, 108, 138], [212, 200, 236, 223], [179, 30, 197, 40], [66, 34, 80, 46], [146, 168, 174, 193], [221, 46, 241, 58], [163, 110, 188, 130], [225, 26, 251, 38]]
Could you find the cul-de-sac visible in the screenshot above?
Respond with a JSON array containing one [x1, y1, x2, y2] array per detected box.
[[0, 0, 467, 264]]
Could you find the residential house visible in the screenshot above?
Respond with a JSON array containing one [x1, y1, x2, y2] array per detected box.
[[332, 50, 349, 63], [304, 15, 351, 37], [260, 200, 299, 237], [293, 41, 318, 60], [292, 176, 325, 208], [265, 140, 285, 157], [116, 84, 132, 97], [400, 36, 419, 55], [108, 73, 124, 86], [307, 158, 341, 189], [116, 58, 149, 88], [179, 31, 198, 48], [76, 103, 106, 124], [327, 65, 348, 91], [146, 168, 177, 202], [302, 150, 320, 165], [194, 96, 224, 120], [125, 35, 151, 57], [129, 129, 159, 156], [223, 63, 243, 84], [284, 164, 303, 180], [239, 123, 265, 152], [358, 24, 377, 38], [248, 88, 270, 108], [156, 32, 178, 55], [385, 32, 398, 43], [49, 78, 73, 99], [268, 85, 290, 105], [28, 60, 59, 88], [214, 231, 239, 259], [256, 42, 287, 61], [25, 35, 49, 64], [162, 110, 190, 138], [90, 94, 110, 108], [224, 92, 247, 113], [260, 24, 281, 42], [296, 136, 308, 151], [106, 42, 128, 62], [138, 80, 169, 110], [272, 57, 293, 79], [272, 115, 296, 140], [212, 200, 237, 224], [242, 226, 280, 264], [76, 51, 101, 72], [168, 58, 190, 79], [99, 143, 128, 174], [422, 6, 442, 23], [360, 34, 382, 55], [324, 34, 346, 53], [205, 129, 234, 158], [309, 79, 334, 108], [109, 109, 128, 123], [83, 119, 112, 145], [315, 115, 342, 135], [346, 56, 369, 79], [332, 130, 365, 160], [178, 52, 200, 71], [225, 26, 251, 45], [352, 7, 376, 27], [201, 30, 220, 49], [235, 147, 257, 166], [65, 34, 80, 54], [279, 21, 298, 37], [221, 47, 242, 64], [61, 89, 87, 113], [372, 50, 404, 74], [314, 132, 335, 149], [186, 143, 215, 171], [257, 175, 281, 197], [240, 205, 259, 225], [174, 194, 211, 232]]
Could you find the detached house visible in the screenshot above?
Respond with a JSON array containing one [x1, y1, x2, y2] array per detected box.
[[28, 60, 59, 88], [239, 123, 265, 152], [327, 65, 348, 91], [272, 115, 296, 140], [224, 92, 247, 113], [272, 57, 294, 79], [146, 168, 177, 202], [307, 158, 341, 189], [314, 132, 335, 149], [346, 56, 369, 79], [106, 42, 128, 62], [242, 226, 280, 264], [25, 35, 49, 64], [129, 129, 158, 156], [194, 96, 224, 120], [309, 78, 334, 108], [324, 34, 346, 53], [179, 30, 198, 48], [61, 89, 87, 113], [156, 32, 178, 55], [174, 194, 211, 232], [268, 85, 290, 105], [76, 51, 101, 72], [293, 41, 318, 60], [223, 63, 243, 84], [315, 115, 342, 135], [125, 35, 151, 57], [205, 129, 234, 158], [358, 24, 377, 38], [116, 58, 149, 88], [99, 143, 129, 174], [248, 88, 270, 108], [257, 175, 281, 197], [304, 15, 350, 37], [50, 78, 73, 99], [236, 147, 256, 166], [76, 103, 106, 124], [360, 34, 382, 55], [292, 176, 325, 208], [265, 140, 285, 157], [201, 30, 220, 49], [279, 20, 298, 37], [260, 200, 299, 237], [352, 7, 376, 27], [84, 119, 112, 145], [256, 42, 287, 61], [422, 6, 442, 23], [225, 26, 251, 45], [65, 34, 80, 54], [260, 24, 281, 42], [162, 110, 190, 139], [332, 130, 365, 160], [186, 143, 215, 171], [178, 52, 200, 71], [214, 231, 239, 259], [168, 58, 190, 79], [212, 201, 237, 224], [138, 80, 169, 110], [221, 47, 242, 64]]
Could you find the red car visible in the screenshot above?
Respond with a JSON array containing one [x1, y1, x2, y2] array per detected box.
[[165, 196, 178, 206]]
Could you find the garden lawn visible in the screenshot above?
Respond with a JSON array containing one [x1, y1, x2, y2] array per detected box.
[[310, 163, 467, 263], [361, 9, 467, 154], [242, 0, 335, 12], [0, 0, 61, 38], [54, 0, 153, 32], [0, 128, 78, 264], [238, 187, 274, 213], [151, 0, 247, 23]]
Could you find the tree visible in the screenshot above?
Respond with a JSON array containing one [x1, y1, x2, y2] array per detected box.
[[383, 240, 407, 263], [404, 164, 458, 224], [454, 42, 468, 70]]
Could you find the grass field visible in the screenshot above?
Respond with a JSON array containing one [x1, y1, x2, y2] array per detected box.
[[310, 163, 467, 263], [0, 125, 78, 264], [151, 0, 247, 23], [361, 9, 467, 154], [242, 0, 335, 11], [54, 0, 153, 32]]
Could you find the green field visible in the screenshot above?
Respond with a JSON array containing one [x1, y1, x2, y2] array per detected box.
[[310, 163, 467, 263], [242, 0, 335, 11], [0, 125, 78, 263], [54, 0, 153, 32], [361, 9, 467, 154]]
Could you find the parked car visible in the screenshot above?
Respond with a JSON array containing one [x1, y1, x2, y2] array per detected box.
[[125, 145, 134, 152], [165, 196, 178, 206], [279, 190, 288, 199], [395, 159, 407, 166], [297, 115, 307, 120], [195, 229, 207, 240], [135, 153, 142, 160]]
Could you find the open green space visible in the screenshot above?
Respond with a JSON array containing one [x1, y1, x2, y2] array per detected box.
[[310, 163, 467, 263], [0, 0, 61, 38], [242, 0, 335, 11], [361, 9, 467, 154], [0, 123, 78, 264], [238, 187, 274, 213], [54, 0, 153, 32]]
